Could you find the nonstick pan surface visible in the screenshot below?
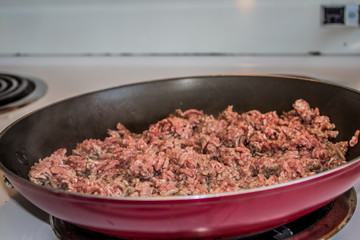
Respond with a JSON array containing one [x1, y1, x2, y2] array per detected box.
[[1, 75, 360, 239]]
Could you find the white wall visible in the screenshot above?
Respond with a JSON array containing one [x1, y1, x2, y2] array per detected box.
[[0, 0, 359, 55]]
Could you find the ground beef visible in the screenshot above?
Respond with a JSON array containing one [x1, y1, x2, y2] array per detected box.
[[28, 99, 358, 197]]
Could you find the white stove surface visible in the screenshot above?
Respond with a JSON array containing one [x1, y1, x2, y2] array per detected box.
[[0, 55, 360, 239]]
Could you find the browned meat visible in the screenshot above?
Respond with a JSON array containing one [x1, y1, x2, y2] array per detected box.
[[28, 99, 358, 197], [350, 130, 360, 147]]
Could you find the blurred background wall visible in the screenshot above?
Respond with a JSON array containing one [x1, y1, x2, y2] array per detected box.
[[0, 0, 359, 56]]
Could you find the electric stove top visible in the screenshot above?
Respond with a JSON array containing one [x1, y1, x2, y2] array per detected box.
[[0, 55, 360, 240]]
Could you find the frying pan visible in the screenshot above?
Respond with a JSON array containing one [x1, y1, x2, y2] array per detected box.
[[1, 75, 360, 239]]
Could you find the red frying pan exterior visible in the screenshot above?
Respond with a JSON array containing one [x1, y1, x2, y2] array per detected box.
[[1, 75, 360, 238]]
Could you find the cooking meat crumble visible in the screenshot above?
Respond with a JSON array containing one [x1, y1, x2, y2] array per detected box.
[[29, 99, 358, 197]]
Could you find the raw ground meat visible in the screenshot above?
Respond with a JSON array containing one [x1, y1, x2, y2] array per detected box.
[[29, 99, 358, 197]]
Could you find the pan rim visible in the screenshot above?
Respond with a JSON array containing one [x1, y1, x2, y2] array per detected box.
[[2, 157, 359, 202], [1, 74, 359, 202]]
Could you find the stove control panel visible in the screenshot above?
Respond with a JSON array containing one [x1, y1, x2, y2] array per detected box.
[[322, 4, 359, 27]]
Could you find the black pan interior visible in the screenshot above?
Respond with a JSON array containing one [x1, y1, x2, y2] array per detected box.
[[1, 75, 360, 179]]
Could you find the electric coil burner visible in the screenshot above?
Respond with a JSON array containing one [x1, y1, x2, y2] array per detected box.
[[0, 73, 47, 113], [50, 188, 356, 240]]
